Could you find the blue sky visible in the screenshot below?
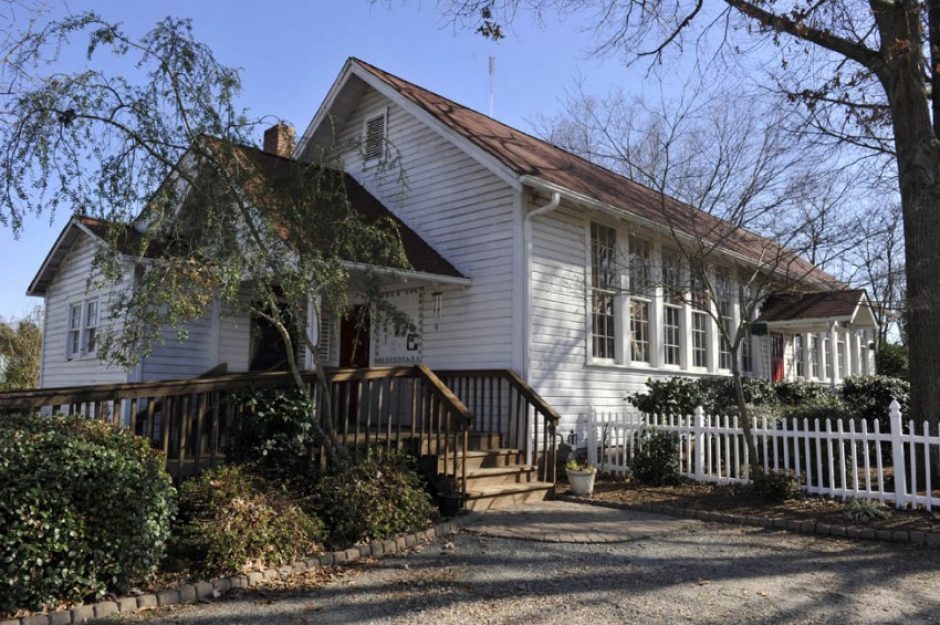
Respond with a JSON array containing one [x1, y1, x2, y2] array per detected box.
[[0, 0, 712, 319]]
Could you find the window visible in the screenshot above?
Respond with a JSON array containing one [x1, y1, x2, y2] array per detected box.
[[67, 303, 82, 358], [837, 335, 846, 379], [810, 335, 819, 378], [715, 267, 733, 370], [690, 260, 708, 311], [823, 335, 833, 379], [741, 333, 753, 373], [628, 236, 652, 294], [794, 335, 804, 378], [692, 312, 708, 368], [590, 223, 618, 361], [664, 304, 681, 365], [739, 279, 754, 374], [363, 110, 387, 162], [66, 299, 99, 359], [630, 299, 650, 362], [82, 300, 98, 355], [662, 248, 683, 301]]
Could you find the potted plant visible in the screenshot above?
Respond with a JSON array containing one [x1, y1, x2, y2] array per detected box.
[[436, 478, 463, 517], [565, 458, 597, 496]]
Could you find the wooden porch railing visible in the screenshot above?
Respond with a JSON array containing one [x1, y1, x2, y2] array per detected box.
[[435, 369, 560, 484], [0, 366, 476, 492]]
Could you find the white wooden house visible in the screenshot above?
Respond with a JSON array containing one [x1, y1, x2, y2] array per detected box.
[[26, 58, 879, 439]]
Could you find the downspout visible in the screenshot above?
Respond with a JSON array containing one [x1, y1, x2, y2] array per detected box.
[[522, 189, 560, 467], [522, 189, 561, 381]]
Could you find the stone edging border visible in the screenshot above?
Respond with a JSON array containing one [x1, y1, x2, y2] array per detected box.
[[1, 519, 464, 625], [558, 494, 940, 547]]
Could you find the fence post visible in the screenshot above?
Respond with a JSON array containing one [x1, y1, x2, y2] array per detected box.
[[586, 411, 597, 467], [694, 406, 705, 482], [889, 399, 907, 509]]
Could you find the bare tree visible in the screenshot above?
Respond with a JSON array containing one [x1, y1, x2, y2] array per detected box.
[[437, 0, 940, 426], [851, 203, 906, 345], [537, 85, 857, 471]]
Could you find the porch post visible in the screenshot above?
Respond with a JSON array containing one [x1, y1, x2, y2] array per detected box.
[[829, 322, 840, 390], [844, 328, 854, 378]]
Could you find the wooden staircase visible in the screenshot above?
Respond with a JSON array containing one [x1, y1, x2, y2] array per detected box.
[[432, 436, 553, 511]]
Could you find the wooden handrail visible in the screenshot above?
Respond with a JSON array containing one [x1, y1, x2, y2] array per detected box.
[[434, 368, 560, 425], [413, 365, 473, 425]]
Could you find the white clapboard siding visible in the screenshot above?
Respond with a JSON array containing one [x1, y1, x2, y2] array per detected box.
[[329, 87, 516, 369], [588, 401, 940, 511], [40, 234, 131, 388], [527, 203, 720, 440]]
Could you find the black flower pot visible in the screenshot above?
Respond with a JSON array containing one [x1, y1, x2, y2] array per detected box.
[[437, 494, 462, 517]]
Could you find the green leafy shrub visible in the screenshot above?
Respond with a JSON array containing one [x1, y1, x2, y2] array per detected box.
[[875, 343, 908, 380], [751, 469, 802, 502], [0, 415, 175, 613], [628, 376, 780, 417], [313, 453, 434, 546], [846, 498, 888, 523], [628, 376, 701, 416], [774, 379, 832, 406], [174, 465, 324, 576], [841, 375, 910, 422], [227, 386, 317, 477], [630, 429, 680, 485]]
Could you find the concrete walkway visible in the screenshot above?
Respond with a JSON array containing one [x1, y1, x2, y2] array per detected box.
[[111, 500, 940, 625]]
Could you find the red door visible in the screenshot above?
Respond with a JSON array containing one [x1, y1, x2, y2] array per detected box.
[[771, 333, 785, 382]]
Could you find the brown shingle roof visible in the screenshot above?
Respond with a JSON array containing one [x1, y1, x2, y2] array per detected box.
[[757, 289, 867, 323], [351, 58, 837, 286]]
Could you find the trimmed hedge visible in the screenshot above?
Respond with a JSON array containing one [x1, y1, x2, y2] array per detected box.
[[841, 375, 910, 422], [174, 465, 325, 576], [313, 453, 434, 546], [0, 415, 175, 613], [631, 429, 680, 485]]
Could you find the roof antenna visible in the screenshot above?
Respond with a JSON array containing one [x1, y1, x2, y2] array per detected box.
[[488, 55, 495, 117]]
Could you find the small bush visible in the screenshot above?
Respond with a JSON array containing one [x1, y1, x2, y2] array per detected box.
[[628, 377, 701, 416], [875, 344, 908, 380], [751, 469, 802, 502], [846, 498, 888, 523], [628, 376, 779, 417], [313, 453, 434, 546], [174, 465, 324, 576], [631, 429, 680, 485], [841, 375, 909, 422], [774, 379, 833, 406], [227, 386, 318, 477], [0, 415, 175, 613]]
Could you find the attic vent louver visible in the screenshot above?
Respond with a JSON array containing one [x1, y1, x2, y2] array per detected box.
[[363, 111, 386, 162]]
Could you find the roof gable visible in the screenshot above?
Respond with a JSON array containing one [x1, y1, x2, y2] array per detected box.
[[757, 289, 876, 326], [307, 58, 838, 287]]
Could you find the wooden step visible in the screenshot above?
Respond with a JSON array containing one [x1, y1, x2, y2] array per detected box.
[[420, 432, 503, 455], [435, 448, 522, 472], [464, 466, 538, 488], [463, 481, 553, 511]]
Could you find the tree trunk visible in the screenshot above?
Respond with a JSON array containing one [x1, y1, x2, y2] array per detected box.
[[731, 366, 763, 476]]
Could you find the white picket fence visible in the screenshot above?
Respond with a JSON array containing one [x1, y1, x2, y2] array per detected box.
[[586, 400, 940, 511]]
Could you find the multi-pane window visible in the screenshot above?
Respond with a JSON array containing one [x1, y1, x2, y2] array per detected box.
[[630, 299, 650, 362], [590, 223, 618, 360], [662, 248, 683, 301], [715, 267, 733, 370], [809, 335, 819, 378], [823, 335, 833, 379], [690, 260, 708, 311], [67, 299, 99, 359], [663, 304, 681, 365], [837, 335, 846, 379], [67, 303, 82, 358], [692, 312, 708, 368], [794, 335, 804, 378], [629, 236, 652, 295]]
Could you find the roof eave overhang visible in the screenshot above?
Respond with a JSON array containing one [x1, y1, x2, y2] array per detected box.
[[520, 175, 833, 288]]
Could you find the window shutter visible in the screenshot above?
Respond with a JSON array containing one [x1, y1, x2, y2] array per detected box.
[[363, 113, 386, 161], [318, 314, 335, 366]]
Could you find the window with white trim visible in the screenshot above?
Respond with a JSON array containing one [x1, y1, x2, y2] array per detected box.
[[794, 335, 804, 378], [837, 335, 846, 378], [66, 298, 99, 359], [629, 299, 650, 363], [590, 223, 618, 361], [738, 280, 753, 374], [67, 303, 82, 358], [363, 110, 387, 162], [823, 335, 833, 379], [663, 304, 681, 365], [628, 235, 651, 363], [692, 311, 708, 368], [809, 335, 819, 378]]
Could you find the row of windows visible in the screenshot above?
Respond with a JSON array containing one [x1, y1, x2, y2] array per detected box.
[[589, 222, 750, 372], [793, 331, 867, 381]]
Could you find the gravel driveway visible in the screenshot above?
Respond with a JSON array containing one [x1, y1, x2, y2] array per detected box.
[[112, 501, 940, 625]]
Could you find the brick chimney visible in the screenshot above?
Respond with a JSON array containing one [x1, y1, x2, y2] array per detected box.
[[263, 122, 295, 158]]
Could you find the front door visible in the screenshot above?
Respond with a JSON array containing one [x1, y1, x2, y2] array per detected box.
[[339, 305, 371, 368], [771, 333, 785, 382]]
